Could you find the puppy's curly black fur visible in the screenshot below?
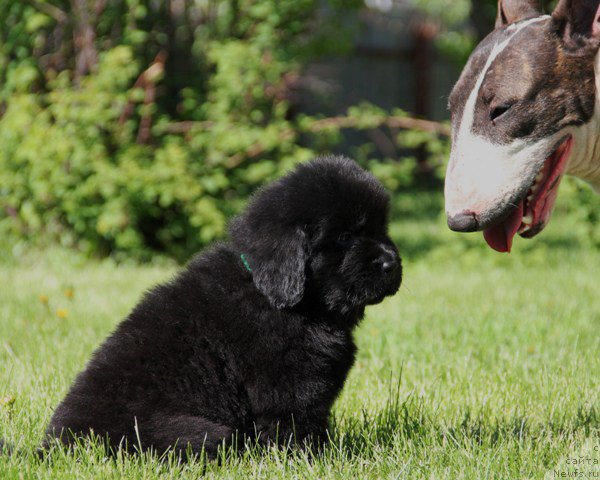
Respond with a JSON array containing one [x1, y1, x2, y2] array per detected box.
[[43, 156, 402, 458]]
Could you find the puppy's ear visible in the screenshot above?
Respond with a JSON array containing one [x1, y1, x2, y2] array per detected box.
[[245, 226, 308, 309]]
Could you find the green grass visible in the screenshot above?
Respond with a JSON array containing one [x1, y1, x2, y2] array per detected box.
[[0, 190, 599, 479]]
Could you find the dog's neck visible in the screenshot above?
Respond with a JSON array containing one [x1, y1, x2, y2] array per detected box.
[[293, 289, 365, 329], [566, 50, 600, 190]]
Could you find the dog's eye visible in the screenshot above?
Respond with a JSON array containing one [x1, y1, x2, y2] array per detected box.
[[490, 103, 513, 123], [337, 232, 353, 245]]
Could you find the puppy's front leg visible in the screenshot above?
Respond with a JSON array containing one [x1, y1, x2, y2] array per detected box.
[[141, 413, 236, 459], [255, 411, 328, 452]]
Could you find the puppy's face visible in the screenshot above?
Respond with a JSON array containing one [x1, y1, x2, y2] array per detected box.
[[306, 210, 401, 314], [230, 156, 402, 315]]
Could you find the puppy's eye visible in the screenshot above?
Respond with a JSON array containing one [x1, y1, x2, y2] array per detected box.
[[337, 232, 353, 245]]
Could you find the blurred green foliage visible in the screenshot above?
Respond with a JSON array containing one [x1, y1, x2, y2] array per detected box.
[[557, 178, 600, 249], [0, 0, 455, 260]]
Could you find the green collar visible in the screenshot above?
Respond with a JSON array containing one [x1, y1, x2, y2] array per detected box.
[[240, 254, 252, 273]]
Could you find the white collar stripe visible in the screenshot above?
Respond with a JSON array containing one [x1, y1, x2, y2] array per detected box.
[[458, 16, 550, 141]]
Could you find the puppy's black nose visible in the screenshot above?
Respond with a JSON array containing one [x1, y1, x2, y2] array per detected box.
[[447, 211, 479, 232], [381, 259, 396, 274], [374, 252, 399, 275]]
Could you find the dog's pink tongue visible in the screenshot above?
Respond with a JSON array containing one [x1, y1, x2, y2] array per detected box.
[[482, 202, 524, 253]]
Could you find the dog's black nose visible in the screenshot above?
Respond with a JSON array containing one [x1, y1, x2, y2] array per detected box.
[[381, 259, 396, 274], [374, 251, 399, 275], [447, 211, 479, 232]]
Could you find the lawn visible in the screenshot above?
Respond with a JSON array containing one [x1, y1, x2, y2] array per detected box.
[[0, 188, 599, 479]]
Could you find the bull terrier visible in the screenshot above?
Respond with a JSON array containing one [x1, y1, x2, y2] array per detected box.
[[445, 0, 600, 252]]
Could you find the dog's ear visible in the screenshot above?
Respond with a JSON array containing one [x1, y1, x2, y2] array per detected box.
[[495, 0, 541, 28], [245, 226, 308, 309], [553, 0, 600, 46]]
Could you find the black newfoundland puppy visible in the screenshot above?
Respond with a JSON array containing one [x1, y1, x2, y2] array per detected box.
[[43, 156, 402, 458]]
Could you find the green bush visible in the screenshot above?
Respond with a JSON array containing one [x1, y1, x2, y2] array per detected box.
[[556, 178, 600, 248]]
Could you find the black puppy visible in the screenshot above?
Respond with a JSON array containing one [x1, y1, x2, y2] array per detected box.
[[44, 156, 402, 458]]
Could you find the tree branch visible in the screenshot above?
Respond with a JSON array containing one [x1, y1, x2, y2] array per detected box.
[[160, 115, 451, 137], [157, 113, 450, 167], [118, 51, 167, 144], [72, 0, 99, 80], [27, 0, 68, 23], [306, 115, 451, 136]]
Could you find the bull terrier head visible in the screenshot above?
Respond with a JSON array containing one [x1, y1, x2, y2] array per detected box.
[[445, 0, 600, 252]]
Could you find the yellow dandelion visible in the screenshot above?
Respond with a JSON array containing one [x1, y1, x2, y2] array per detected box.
[[64, 288, 74, 299], [56, 308, 69, 319], [39, 294, 49, 304]]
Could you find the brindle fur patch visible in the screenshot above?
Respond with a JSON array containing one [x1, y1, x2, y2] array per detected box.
[[449, 17, 597, 146]]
